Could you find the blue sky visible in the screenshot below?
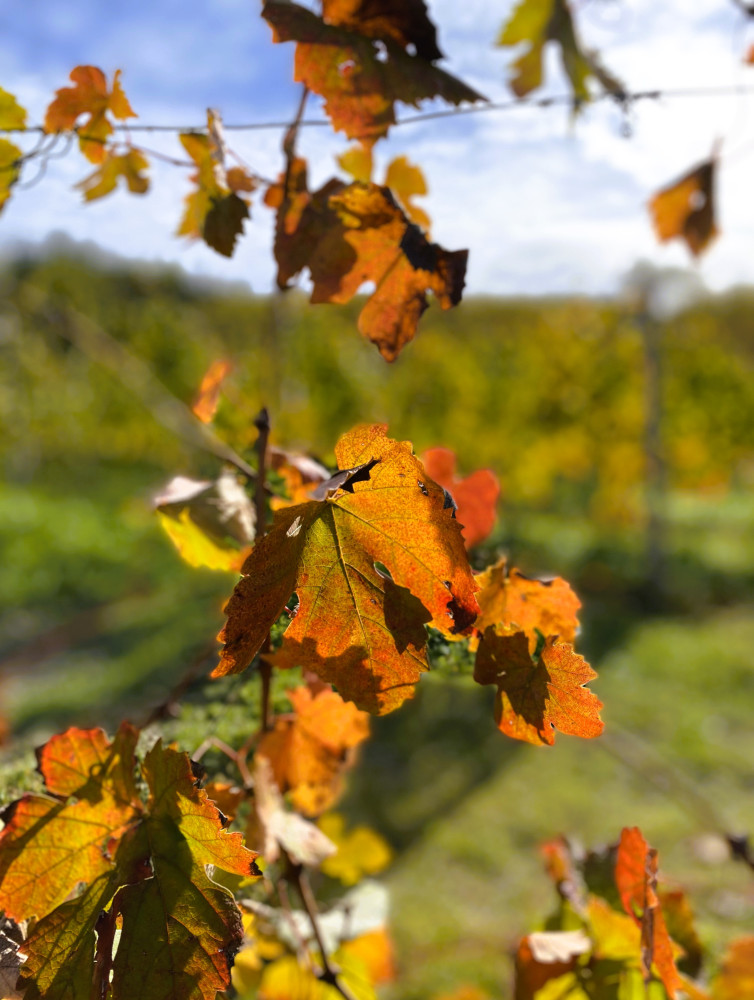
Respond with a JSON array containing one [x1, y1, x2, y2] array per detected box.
[[3, 1, 754, 295]]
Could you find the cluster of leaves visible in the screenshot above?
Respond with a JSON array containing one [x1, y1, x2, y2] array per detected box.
[[514, 827, 754, 1000]]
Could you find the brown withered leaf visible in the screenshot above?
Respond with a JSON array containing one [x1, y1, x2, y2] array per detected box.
[[44, 66, 136, 163], [322, 0, 442, 60], [649, 159, 718, 258], [265, 159, 467, 360], [215, 424, 479, 714], [615, 827, 684, 999], [422, 448, 499, 549], [256, 685, 370, 816], [474, 557, 580, 649], [262, 1, 484, 145], [474, 626, 603, 745]]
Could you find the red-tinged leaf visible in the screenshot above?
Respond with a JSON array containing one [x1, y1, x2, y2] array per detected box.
[[714, 936, 754, 1000], [0, 139, 22, 214], [16, 737, 260, 1000], [44, 66, 136, 163], [192, 358, 233, 423], [262, 1, 484, 145], [422, 448, 499, 549], [0, 723, 141, 923], [0, 89, 27, 130], [266, 158, 467, 360], [659, 889, 703, 978], [649, 159, 718, 258], [474, 557, 580, 649], [75, 147, 149, 201], [215, 424, 479, 714], [322, 0, 443, 60], [474, 627, 603, 745], [615, 827, 684, 999], [257, 685, 370, 816]]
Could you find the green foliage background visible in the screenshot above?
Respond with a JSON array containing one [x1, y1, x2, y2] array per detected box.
[[1, 247, 753, 996]]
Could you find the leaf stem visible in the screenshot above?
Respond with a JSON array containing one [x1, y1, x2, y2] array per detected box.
[[254, 407, 274, 732]]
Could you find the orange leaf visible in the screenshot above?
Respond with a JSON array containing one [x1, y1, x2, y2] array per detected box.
[[648, 159, 718, 258], [44, 66, 136, 164], [263, 1, 484, 145], [514, 931, 590, 1000], [192, 358, 233, 423], [257, 686, 370, 816], [266, 159, 467, 360], [215, 424, 479, 714], [422, 448, 499, 549], [714, 936, 754, 1000], [474, 627, 603, 745], [340, 927, 396, 984], [615, 827, 684, 999], [474, 557, 580, 648]]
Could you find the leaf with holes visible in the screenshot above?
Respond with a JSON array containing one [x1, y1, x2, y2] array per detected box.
[[262, 1, 484, 145], [215, 424, 479, 713], [649, 159, 718, 258], [44, 66, 136, 163], [422, 448, 499, 549], [474, 627, 602, 745], [265, 158, 467, 360], [322, 0, 443, 60], [473, 557, 580, 648]]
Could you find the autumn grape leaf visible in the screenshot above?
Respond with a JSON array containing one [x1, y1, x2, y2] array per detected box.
[[714, 937, 754, 1000], [497, 0, 624, 108], [270, 446, 330, 510], [75, 147, 149, 201], [649, 159, 718, 258], [257, 685, 370, 816], [266, 158, 467, 360], [0, 723, 141, 922], [340, 928, 396, 986], [317, 813, 393, 886], [178, 112, 257, 256], [216, 424, 479, 713], [0, 89, 27, 131], [192, 358, 233, 423], [474, 626, 602, 745], [338, 143, 374, 182], [0, 140, 22, 214], [6, 731, 260, 1000], [262, 1, 485, 145], [615, 827, 684, 999], [384, 155, 430, 231], [154, 471, 255, 572], [422, 448, 500, 549], [474, 557, 580, 647], [44, 66, 136, 163]]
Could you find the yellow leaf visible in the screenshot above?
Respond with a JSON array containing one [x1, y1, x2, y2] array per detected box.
[[384, 155, 430, 231], [0, 89, 27, 131], [318, 813, 393, 886], [157, 509, 247, 573], [337, 144, 373, 182]]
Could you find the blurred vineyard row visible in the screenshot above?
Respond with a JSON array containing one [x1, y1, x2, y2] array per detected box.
[[2, 248, 753, 524]]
